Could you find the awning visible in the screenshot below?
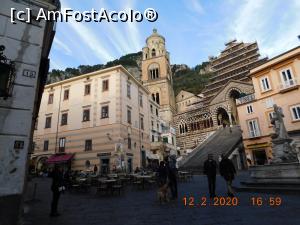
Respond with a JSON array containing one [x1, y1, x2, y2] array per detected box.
[[46, 154, 74, 164]]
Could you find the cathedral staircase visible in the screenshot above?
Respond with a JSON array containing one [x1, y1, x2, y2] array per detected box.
[[178, 126, 243, 173]]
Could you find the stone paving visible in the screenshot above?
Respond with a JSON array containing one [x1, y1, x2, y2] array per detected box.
[[23, 173, 300, 225]]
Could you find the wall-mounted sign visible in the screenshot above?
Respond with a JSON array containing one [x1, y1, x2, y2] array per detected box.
[[23, 69, 36, 78], [14, 140, 24, 149]]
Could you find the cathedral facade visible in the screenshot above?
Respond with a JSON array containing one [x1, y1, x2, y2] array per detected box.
[[173, 40, 267, 153], [140, 32, 268, 154]]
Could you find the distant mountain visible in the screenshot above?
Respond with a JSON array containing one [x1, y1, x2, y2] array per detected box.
[[47, 52, 213, 96]]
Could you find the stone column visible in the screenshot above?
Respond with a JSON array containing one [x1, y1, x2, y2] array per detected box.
[[228, 111, 233, 126]]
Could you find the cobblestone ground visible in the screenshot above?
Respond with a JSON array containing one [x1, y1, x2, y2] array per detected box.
[[23, 173, 300, 225]]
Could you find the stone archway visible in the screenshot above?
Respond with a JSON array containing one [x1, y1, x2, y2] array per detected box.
[[227, 88, 243, 125], [216, 107, 230, 126], [36, 157, 49, 173]]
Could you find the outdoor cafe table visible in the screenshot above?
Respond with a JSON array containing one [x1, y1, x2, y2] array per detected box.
[[136, 175, 152, 189], [99, 179, 117, 195]]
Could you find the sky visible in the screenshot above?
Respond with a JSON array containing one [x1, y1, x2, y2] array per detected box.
[[50, 0, 300, 70]]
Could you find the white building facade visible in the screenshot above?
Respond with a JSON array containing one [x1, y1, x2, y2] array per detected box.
[[0, 0, 60, 224]]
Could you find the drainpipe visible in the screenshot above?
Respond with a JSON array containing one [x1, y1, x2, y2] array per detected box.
[[137, 86, 143, 168], [54, 84, 62, 154]]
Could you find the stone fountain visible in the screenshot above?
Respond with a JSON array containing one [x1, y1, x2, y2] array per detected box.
[[237, 105, 300, 193]]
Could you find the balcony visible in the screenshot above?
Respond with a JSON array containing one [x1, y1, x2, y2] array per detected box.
[[279, 79, 299, 93], [236, 93, 255, 105]]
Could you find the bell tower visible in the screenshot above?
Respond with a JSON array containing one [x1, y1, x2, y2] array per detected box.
[[141, 29, 176, 124]]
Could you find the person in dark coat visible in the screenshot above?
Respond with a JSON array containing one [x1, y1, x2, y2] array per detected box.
[[203, 154, 217, 198], [219, 154, 236, 197], [157, 161, 167, 187], [50, 166, 64, 217], [166, 156, 178, 200], [93, 164, 98, 174]]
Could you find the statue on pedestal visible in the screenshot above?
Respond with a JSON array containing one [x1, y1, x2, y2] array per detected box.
[[270, 104, 298, 163]]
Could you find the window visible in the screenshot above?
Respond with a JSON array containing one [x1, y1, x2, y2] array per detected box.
[[156, 93, 160, 104], [63, 89, 69, 100], [48, 93, 54, 104], [290, 105, 300, 121], [248, 119, 260, 138], [151, 48, 156, 57], [149, 63, 159, 79], [85, 139, 92, 151], [83, 109, 90, 121], [163, 137, 168, 143], [128, 136, 131, 149], [139, 94, 143, 107], [45, 116, 51, 128], [246, 105, 253, 114], [151, 121, 154, 129], [280, 68, 295, 88], [152, 94, 155, 101], [43, 140, 49, 151], [152, 135, 155, 142], [140, 116, 144, 130], [102, 80, 109, 91], [150, 105, 153, 113], [150, 68, 159, 79], [260, 76, 271, 92], [127, 109, 131, 124], [59, 137, 66, 152], [156, 108, 159, 116], [61, 113, 68, 126], [127, 83, 131, 98], [84, 84, 91, 95], [101, 106, 109, 119]]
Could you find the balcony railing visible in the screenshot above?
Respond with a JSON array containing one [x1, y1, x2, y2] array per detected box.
[[236, 93, 255, 105], [249, 131, 261, 138], [279, 79, 298, 91]]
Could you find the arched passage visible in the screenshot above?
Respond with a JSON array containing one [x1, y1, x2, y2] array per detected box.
[[216, 107, 229, 126], [228, 89, 242, 125], [36, 157, 49, 172]]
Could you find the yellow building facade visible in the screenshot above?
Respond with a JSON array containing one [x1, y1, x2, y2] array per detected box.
[[33, 66, 151, 172], [237, 46, 300, 165]]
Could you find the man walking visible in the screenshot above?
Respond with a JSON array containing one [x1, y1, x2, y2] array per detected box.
[[203, 154, 217, 198], [166, 155, 178, 200], [219, 154, 236, 197], [50, 166, 64, 217]]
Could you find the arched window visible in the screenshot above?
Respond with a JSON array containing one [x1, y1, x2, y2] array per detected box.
[[179, 125, 182, 134], [152, 93, 155, 101], [185, 124, 188, 133], [148, 63, 159, 80], [152, 48, 156, 57], [156, 93, 160, 104], [145, 53, 148, 59]]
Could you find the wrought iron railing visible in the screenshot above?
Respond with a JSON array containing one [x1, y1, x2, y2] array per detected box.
[[236, 93, 255, 105], [279, 79, 298, 90]]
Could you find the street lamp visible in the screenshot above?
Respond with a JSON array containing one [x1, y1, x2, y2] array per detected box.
[[0, 45, 15, 99]]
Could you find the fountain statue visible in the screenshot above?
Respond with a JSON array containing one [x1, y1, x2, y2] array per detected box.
[[270, 104, 298, 163]]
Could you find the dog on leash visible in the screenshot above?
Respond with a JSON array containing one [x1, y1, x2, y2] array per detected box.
[[157, 183, 169, 204]]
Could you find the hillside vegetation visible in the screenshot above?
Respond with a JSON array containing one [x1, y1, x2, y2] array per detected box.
[[48, 52, 213, 96]]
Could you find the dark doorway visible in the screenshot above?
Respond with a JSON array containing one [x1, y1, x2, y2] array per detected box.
[[100, 158, 110, 175], [216, 108, 229, 126], [253, 149, 267, 165], [141, 150, 146, 168], [127, 158, 132, 173]]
